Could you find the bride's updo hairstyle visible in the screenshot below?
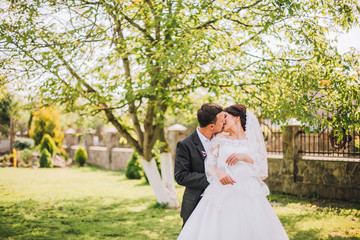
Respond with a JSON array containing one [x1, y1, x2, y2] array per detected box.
[[224, 104, 247, 131]]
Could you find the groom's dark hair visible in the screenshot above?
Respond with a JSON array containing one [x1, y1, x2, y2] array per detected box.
[[197, 103, 223, 128]]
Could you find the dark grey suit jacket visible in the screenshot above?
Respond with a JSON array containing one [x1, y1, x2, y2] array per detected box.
[[174, 130, 209, 225]]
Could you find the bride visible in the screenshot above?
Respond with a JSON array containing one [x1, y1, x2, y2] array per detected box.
[[177, 104, 288, 240]]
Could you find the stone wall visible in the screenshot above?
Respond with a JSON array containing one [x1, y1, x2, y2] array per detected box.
[[88, 146, 110, 169], [65, 125, 185, 171], [0, 139, 10, 154], [111, 148, 134, 170], [69, 145, 134, 171], [86, 147, 133, 171]]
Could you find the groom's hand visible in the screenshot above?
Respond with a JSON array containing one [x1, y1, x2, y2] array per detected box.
[[217, 171, 236, 185], [226, 153, 254, 166]]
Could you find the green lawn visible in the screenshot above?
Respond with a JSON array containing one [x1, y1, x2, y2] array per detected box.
[[0, 167, 359, 240]]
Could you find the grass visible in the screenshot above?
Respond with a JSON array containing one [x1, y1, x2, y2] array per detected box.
[[0, 167, 359, 240]]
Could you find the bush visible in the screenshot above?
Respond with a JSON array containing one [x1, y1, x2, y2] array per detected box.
[[0, 93, 13, 137], [0, 155, 7, 163], [125, 152, 143, 180], [19, 149, 32, 164], [75, 147, 87, 166], [0, 153, 15, 164], [39, 149, 53, 168], [29, 108, 64, 146], [40, 134, 56, 157], [14, 137, 35, 150]]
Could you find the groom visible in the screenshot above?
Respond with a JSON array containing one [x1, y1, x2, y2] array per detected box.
[[175, 103, 235, 226]]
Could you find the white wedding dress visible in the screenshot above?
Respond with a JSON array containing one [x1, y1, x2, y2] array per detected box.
[[177, 134, 289, 240]]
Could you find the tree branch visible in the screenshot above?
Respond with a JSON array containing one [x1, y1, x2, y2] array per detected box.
[[195, 19, 219, 29], [223, 16, 254, 27], [119, 11, 155, 42], [0, 124, 9, 133], [144, 0, 161, 41], [46, 43, 141, 152], [110, 11, 144, 148], [233, 0, 263, 13]]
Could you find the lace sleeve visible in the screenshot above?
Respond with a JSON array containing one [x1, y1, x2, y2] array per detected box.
[[205, 137, 221, 184]]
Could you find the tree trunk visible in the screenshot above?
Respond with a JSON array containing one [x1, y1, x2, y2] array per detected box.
[[159, 152, 179, 208], [10, 116, 13, 151], [141, 156, 180, 208]]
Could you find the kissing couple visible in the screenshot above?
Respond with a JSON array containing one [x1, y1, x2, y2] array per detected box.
[[175, 103, 288, 240]]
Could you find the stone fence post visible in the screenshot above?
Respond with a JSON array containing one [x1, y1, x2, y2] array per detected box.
[[64, 128, 77, 154], [105, 127, 120, 167], [168, 124, 187, 163], [84, 129, 96, 153], [281, 119, 301, 193]]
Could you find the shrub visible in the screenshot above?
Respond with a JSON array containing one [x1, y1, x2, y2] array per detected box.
[[125, 152, 143, 180], [0, 93, 13, 137], [39, 149, 53, 168], [75, 147, 87, 166], [0, 155, 7, 163], [40, 134, 56, 157], [14, 137, 35, 150], [1, 153, 15, 164], [19, 149, 32, 164], [29, 108, 64, 146]]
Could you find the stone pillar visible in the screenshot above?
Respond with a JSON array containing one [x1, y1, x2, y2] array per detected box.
[[84, 129, 96, 153], [105, 127, 120, 166], [105, 128, 120, 149], [281, 119, 301, 193], [167, 124, 187, 164], [64, 128, 77, 154]]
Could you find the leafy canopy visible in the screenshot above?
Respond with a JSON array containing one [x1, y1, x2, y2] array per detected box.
[[1, 0, 359, 158]]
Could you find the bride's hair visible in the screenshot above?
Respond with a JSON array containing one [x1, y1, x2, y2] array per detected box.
[[224, 104, 247, 131]]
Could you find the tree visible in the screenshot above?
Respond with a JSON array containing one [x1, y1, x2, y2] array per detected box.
[[29, 108, 64, 147], [40, 134, 56, 156], [39, 148, 53, 168], [1, 0, 359, 207], [0, 92, 13, 136]]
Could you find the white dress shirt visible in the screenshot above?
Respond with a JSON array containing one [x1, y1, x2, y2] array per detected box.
[[196, 127, 212, 155]]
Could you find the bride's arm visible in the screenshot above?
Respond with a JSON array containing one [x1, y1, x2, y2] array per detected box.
[[226, 153, 254, 166], [213, 166, 236, 185], [205, 137, 236, 185]]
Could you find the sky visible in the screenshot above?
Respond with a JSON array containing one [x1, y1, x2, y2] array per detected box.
[[335, 26, 360, 53]]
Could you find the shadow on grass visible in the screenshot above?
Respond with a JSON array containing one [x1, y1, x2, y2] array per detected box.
[[279, 214, 324, 239], [326, 236, 360, 240], [268, 191, 360, 210], [290, 229, 322, 240], [0, 197, 181, 240], [328, 235, 360, 240]]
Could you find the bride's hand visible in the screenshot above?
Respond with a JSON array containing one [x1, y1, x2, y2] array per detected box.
[[216, 170, 236, 185], [226, 153, 254, 166]]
